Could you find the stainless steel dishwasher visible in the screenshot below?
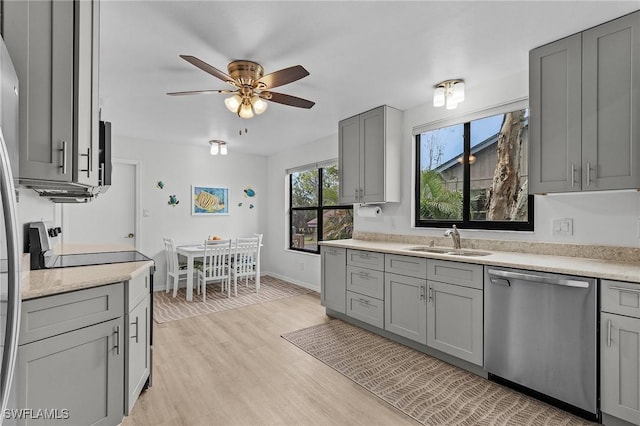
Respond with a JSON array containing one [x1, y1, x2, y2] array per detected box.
[[484, 267, 597, 420]]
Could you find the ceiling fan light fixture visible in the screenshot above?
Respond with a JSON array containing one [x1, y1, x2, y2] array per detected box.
[[238, 101, 254, 119], [224, 94, 242, 113], [251, 95, 268, 115]]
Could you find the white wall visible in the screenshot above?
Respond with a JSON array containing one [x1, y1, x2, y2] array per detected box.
[[265, 134, 338, 291], [87, 135, 268, 290]]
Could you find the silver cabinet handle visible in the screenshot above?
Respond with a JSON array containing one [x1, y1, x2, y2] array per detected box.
[[607, 285, 640, 294], [80, 148, 91, 177], [359, 271, 370, 280], [419, 285, 425, 301], [607, 319, 612, 348], [131, 317, 139, 344], [486, 269, 589, 288], [586, 162, 591, 186], [59, 140, 67, 174], [113, 326, 120, 355], [428, 286, 433, 303], [570, 164, 576, 187], [359, 298, 369, 305]]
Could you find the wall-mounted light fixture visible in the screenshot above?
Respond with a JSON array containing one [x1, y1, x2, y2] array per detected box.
[[433, 79, 465, 110], [209, 140, 227, 156]]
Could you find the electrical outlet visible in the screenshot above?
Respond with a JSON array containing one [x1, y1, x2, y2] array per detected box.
[[552, 218, 573, 236]]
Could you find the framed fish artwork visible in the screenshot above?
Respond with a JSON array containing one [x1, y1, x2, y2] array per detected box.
[[191, 186, 229, 215]]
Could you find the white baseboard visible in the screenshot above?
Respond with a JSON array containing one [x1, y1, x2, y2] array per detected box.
[[152, 272, 320, 293], [259, 271, 320, 293]]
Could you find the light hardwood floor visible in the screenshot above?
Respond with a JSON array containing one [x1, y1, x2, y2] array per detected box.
[[124, 292, 418, 426]]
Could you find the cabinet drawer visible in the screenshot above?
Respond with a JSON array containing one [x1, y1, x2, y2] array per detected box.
[[20, 283, 124, 345], [427, 260, 483, 290], [602, 280, 640, 318], [347, 249, 384, 271], [127, 269, 150, 312], [385, 254, 427, 279], [346, 291, 384, 329], [347, 266, 384, 299]]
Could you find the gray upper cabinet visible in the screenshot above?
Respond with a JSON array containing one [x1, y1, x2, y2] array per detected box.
[[3, 0, 100, 186], [338, 105, 402, 204], [529, 11, 640, 194]]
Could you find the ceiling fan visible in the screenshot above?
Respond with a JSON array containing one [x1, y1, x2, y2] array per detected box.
[[167, 55, 315, 119]]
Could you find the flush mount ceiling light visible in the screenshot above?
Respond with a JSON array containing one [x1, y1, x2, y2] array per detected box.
[[168, 56, 315, 119], [209, 140, 227, 156], [433, 79, 465, 110]]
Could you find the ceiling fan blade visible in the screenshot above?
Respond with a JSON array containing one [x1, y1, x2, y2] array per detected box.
[[263, 91, 315, 109], [179, 55, 236, 86], [166, 89, 232, 96], [256, 65, 309, 89]]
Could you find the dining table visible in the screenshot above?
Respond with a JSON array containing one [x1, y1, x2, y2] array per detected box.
[[176, 239, 262, 302]]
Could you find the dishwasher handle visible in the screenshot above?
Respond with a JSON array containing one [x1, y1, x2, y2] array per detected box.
[[487, 268, 590, 289]]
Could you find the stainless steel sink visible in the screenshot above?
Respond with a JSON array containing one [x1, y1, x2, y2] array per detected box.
[[405, 246, 491, 256]]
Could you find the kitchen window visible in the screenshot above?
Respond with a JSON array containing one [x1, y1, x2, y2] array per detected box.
[[288, 162, 353, 253], [414, 103, 533, 231]]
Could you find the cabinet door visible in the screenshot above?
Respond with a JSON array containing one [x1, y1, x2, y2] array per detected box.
[[321, 247, 346, 313], [4, 0, 74, 182], [338, 115, 361, 203], [360, 106, 385, 203], [427, 281, 483, 366], [126, 296, 150, 415], [582, 12, 640, 191], [16, 317, 124, 425], [74, 0, 100, 187], [601, 312, 640, 424], [384, 273, 426, 344], [529, 34, 582, 194]]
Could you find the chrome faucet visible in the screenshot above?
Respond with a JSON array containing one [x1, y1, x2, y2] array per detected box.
[[444, 225, 461, 250]]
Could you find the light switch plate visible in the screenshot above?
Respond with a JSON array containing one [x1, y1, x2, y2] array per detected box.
[[552, 218, 573, 236]]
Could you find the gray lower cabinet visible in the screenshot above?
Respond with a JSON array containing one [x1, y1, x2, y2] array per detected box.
[[601, 280, 640, 425], [321, 246, 347, 313], [345, 249, 384, 327], [384, 272, 426, 344], [426, 280, 483, 366], [426, 259, 483, 366], [346, 291, 384, 328], [125, 271, 150, 415], [16, 316, 124, 425]]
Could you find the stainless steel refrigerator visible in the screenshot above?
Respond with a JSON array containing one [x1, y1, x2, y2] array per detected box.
[[0, 35, 21, 426]]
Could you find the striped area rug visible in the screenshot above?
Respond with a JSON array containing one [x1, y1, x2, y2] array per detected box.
[[154, 275, 315, 323], [282, 319, 595, 426]]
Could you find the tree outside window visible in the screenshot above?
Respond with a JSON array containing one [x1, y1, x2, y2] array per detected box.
[[290, 165, 353, 253], [415, 108, 533, 231]]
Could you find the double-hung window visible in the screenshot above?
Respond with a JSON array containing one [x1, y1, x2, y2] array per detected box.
[[288, 162, 353, 253], [415, 101, 533, 231]]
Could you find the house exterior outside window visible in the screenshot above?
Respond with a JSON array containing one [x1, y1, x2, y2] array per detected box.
[[415, 101, 533, 231], [289, 162, 353, 254]]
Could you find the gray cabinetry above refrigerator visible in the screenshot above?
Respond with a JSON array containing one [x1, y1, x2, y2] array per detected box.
[[2, 0, 104, 202]]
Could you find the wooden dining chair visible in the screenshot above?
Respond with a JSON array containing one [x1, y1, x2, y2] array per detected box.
[[197, 239, 232, 301], [163, 237, 189, 297], [231, 236, 262, 293]]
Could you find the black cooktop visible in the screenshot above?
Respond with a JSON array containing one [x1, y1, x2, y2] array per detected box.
[[43, 250, 152, 269]]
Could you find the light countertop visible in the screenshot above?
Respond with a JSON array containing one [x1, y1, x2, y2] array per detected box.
[[21, 244, 154, 300], [320, 239, 640, 284]]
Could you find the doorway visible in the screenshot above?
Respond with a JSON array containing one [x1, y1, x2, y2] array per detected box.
[[62, 159, 140, 249]]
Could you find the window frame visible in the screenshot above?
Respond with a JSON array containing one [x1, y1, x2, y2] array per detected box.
[[289, 166, 353, 254], [413, 100, 534, 232]]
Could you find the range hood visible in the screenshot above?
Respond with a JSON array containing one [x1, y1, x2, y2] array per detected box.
[[20, 121, 112, 203]]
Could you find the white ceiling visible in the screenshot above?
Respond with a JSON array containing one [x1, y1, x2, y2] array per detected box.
[[99, 1, 640, 157]]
